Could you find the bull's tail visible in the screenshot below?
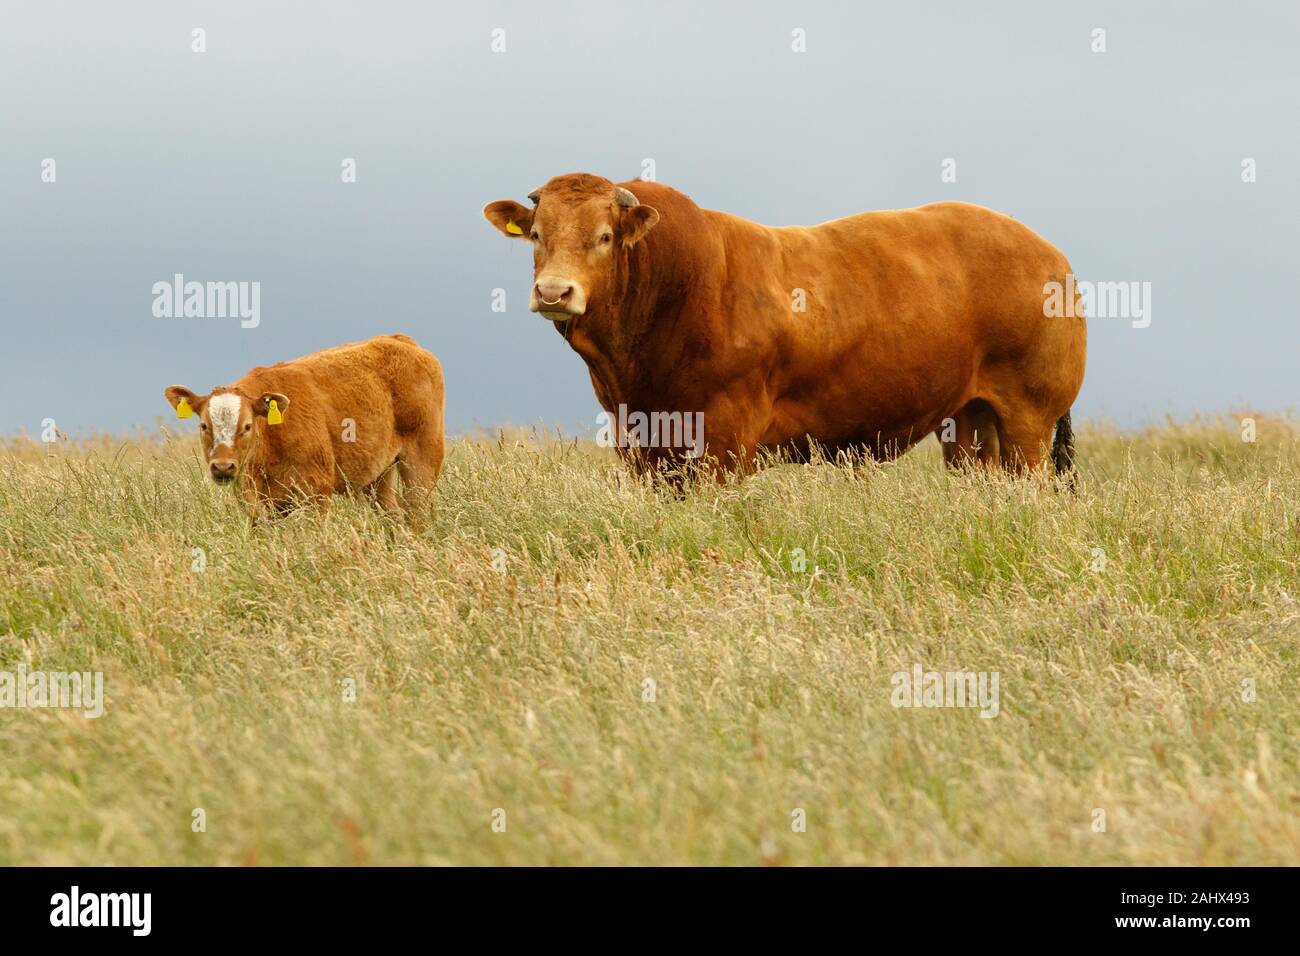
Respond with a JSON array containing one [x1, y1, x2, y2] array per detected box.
[[1051, 410, 1076, 484]]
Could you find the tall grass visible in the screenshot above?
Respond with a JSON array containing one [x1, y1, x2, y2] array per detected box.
[[0, 415, 1296, 864]]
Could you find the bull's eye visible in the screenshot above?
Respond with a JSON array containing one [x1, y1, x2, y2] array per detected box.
[[530, 231, 539, 241], [243, 423, 252, 433], [199, 423, 207, 432], [599, 232, 613, 244]]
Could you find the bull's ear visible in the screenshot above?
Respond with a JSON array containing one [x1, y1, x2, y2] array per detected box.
[[620, 204, 659, 247], [483, 200, 534, 239], [255, 393, 290, 417], [164, 386, 207, 418]]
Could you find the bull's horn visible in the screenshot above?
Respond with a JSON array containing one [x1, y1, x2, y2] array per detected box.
[[613, 186, 639, 207], [527, 188, 543, 204]]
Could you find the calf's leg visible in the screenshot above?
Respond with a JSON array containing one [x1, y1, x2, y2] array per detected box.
[[366, 464, 404, 517], [396, 435, 443, 529]]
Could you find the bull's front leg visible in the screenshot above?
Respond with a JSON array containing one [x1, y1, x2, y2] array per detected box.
[[607, 387, 766, 487], [649, 387, 766, 483], [691, 387, 767, 480]]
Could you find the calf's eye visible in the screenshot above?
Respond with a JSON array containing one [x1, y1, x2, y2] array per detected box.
[[600, 233, 613, 244]]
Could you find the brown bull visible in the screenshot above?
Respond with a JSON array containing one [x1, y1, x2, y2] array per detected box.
[[484, 173, 1086, 477], [164, 334, 444, 523]]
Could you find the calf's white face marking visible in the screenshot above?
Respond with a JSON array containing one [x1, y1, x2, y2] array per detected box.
[[208, 393, 243, 449]]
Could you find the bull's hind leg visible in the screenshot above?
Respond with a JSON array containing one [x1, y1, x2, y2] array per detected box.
[[937, 399, 1001, 470], [995, 410, 1057, 474]]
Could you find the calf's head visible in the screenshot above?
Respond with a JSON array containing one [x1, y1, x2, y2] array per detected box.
[[483, 173, 659, 321], [164, 386, 289, 484]]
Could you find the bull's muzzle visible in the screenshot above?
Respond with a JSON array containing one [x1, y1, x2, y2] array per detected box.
[[531, 276, 585, 321]]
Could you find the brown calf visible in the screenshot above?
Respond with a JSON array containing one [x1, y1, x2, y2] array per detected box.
[[164, 334, 444, 523]]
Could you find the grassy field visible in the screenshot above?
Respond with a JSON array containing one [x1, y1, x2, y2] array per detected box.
[[0, 415, 1297, 866]]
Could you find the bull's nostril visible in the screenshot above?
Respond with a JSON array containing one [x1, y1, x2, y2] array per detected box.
[[535, 279, 574, 305]]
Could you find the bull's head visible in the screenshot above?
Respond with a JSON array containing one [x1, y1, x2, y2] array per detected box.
[[164, 386, 289, 484], [482, 174, 660, 322]]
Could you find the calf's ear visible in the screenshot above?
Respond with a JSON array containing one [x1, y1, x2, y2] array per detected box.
[[164, 386, 207, 418], [483, 200, 534, 239], [256, 393, 290, 417], [620, 204, 660, 247]]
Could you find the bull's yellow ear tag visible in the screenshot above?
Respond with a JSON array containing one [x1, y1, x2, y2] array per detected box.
[[506, 220, 523, 235], [176, 398, 193, 419], [267, 400, 283, 426]]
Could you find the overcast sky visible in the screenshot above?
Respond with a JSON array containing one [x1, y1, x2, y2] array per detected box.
[[1, 0, 1296, 438]]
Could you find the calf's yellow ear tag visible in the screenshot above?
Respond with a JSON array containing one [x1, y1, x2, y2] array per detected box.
[[506, 220, 523, 235], [267, 399, 283, 426], [176, 398, 193, 419]]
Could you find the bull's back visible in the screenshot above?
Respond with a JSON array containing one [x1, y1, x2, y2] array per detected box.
[[795, 201, 1071, 345], [714, 202, 1082, 450]]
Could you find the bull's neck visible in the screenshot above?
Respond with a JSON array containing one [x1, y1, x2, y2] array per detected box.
[[556, 225, 708, 412]]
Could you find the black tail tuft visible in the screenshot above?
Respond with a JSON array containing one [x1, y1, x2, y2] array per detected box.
[[1051, 411, 1075, 484]]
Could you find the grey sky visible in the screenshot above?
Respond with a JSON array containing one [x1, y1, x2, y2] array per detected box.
[[1, 0, 1296, 438]]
